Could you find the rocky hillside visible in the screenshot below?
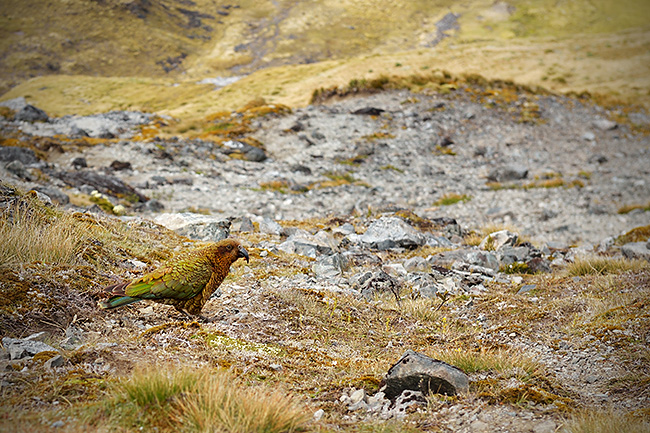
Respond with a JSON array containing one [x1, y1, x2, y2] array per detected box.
[[1, 74, 649, 432]]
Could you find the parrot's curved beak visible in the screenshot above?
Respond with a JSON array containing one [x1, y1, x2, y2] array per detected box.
[[238, 245, 250, 263]]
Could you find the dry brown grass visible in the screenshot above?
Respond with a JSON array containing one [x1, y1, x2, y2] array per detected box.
[[0, 202, 85, 268], [564, 256, 649, 276], [433, 347, 542, 379], [561, 409, 650, 433]]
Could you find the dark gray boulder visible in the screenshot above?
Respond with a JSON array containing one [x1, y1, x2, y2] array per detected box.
[[0, 146, 39, 165], [382, 349, 469, 400], [15, 104, 48, 122]]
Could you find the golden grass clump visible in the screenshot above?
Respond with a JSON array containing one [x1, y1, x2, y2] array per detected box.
[[0, 198, 85, 268], [434, 348, 542, 380], [564, 256, 649, 277], [95, 366, 308, 433], [561, 409, 650, 433]]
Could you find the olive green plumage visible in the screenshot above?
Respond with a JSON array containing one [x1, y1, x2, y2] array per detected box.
[[99, 239, 249, 316]]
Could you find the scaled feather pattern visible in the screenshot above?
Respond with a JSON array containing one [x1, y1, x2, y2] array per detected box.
[[99, 239, 249, 316]]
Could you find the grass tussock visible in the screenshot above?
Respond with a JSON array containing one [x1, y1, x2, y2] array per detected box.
[[93, 366, 308, 433], [0, 201, 86, 268], [561, 409, 650, 433], [564, 256, 648, 276], [434, 348, 542, 380]]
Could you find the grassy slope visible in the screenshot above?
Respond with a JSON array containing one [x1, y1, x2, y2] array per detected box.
[[1, 0, 649, 120]]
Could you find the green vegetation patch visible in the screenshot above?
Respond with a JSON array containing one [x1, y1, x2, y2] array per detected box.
[[433, 193, 472, 206], [199, 331, 284, 357]]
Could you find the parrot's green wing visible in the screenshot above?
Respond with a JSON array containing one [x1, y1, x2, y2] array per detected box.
[[124, 255, 213, 301]]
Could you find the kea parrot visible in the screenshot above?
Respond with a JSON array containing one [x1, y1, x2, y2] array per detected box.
[[99, 238, 249, 317]]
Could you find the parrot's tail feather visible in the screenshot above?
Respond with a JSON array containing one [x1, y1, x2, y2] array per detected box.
[[103, 281, 129, 296], [98, 295, 140, 309]]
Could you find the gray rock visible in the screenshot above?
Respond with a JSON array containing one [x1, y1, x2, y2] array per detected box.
[[137, 199, 165, 212], [231, 216, 254, 232], [353, 217, 425, 250], [332, 222, 355, 236], [54, 169, 148, 202], [597, 236, 615, 253], [44, 355, 65, 369], [405, 273, 439, 297], [258, 217, 283, 235], [425, 235, 454, 248], [18, 110, 152, 138], [5, 160, 32, 180], [350, 269, 400, 300], [621, 242, 650, 261], [221, 140, 268, 162], [341, 249, 382, 267], [526, 257, 552, 273], [582, 131, 596, 141], [150, 175, 169, 185], [592, 118, 617, 131], [451, 261, 496, 278], [15, 104, 48, 122], [278, 229, 334, 257], [0, 146, 39, 165], [479, 230, 518, 251], [0, 96, 28, 111], [2, 337, 58, 360], [313, 253, 350, 277], [33, 186, 70, 205], [382, 349, 469, 399], [28, 189, 53, 206], [389, 390, 427, 419], [176, 221, 230, 242], [517, 284, 537, 294], [403, 256, 428, 272], [498, 246, 530, 264], [588, 154, 607, 164], [464, 250, 500, 270], [154, 213, 231, 241], [312, 409, 324, 421], [486, 165, 529, 182], [384, 263, 407, 278]]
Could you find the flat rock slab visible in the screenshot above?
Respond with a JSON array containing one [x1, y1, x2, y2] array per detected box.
[[2, 337, 57, 360], [382, 349, 469, 399], [621, 241, 650, 261]]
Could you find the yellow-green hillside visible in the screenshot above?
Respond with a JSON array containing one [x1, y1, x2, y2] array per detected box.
[[1, 0, 649, 119]]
